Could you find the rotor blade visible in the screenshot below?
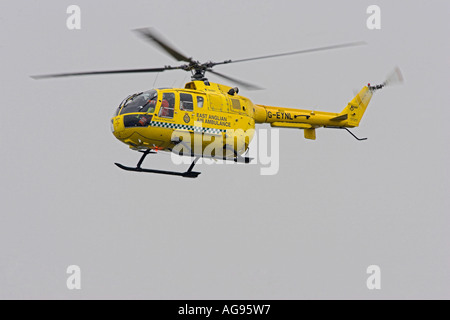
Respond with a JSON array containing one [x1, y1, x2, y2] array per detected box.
[[212, 41, 367, 66], [208, 70, 263, 91], [133, 28, 193, 63], [384, 67, 404, 86], [31, 66, 179, 79]]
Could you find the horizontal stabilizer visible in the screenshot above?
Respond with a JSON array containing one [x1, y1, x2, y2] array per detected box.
[[330, 114, 348, 122]]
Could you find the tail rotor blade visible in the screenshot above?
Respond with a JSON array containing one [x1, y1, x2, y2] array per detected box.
[[384, 67, 404, 86]]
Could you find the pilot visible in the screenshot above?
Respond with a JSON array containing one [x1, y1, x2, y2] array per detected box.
[[145, 99, 157, 113]]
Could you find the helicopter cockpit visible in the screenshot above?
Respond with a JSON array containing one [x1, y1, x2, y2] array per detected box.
[[114, 89, 159, 128], [116, 89, 158, 116]]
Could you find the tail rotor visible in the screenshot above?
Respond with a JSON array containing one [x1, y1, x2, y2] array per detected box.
[[369, 67, 404, 91]]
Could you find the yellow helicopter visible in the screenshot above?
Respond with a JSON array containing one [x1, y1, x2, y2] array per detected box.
[[32, 28, 403, 178]]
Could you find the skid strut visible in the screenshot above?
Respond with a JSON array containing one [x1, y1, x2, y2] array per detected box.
[[115, 150, 201, 178]]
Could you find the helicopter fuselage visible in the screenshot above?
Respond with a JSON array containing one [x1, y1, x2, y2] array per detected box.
[[111, 79, 371, 158], [111, 80, 367, 158]]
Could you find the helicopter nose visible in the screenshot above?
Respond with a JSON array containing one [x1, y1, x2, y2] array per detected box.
[[111, 116, 124, 136]]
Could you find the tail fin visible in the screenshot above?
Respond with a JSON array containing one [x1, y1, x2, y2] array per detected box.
[[339, 86, 373, 127]]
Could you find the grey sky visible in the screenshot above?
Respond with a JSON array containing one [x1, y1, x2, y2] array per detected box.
[[0, 0, 449, 299]]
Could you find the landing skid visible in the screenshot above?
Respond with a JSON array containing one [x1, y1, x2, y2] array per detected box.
[[114, 149, 201, 178]]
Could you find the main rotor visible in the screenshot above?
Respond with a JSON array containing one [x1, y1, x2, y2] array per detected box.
[[32, 27, 366, 90]]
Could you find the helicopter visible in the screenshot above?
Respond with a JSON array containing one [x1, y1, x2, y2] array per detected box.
[[32, 28, 403, 178]]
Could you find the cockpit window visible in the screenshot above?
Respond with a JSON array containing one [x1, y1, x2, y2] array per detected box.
[[119, 90, 158, 115]]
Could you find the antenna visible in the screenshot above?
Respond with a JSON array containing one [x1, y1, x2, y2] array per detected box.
[[152, 72, 159, 87]]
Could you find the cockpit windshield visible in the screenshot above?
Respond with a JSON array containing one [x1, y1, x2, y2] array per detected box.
[[118, 89, 158, 115]]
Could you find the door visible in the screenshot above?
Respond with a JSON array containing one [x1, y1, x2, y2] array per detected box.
[[179, 92, 195, 128]]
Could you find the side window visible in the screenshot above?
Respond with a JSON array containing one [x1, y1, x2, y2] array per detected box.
[[158, 92, 175, 118], [180, 93, 193, 111], [197, 96, 204, 108]]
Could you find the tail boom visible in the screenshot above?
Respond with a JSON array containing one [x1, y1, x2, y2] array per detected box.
[[253, 85, 373, 139]]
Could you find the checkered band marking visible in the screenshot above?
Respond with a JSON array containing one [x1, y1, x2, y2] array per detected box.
[[150, 120, 224, 135]]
